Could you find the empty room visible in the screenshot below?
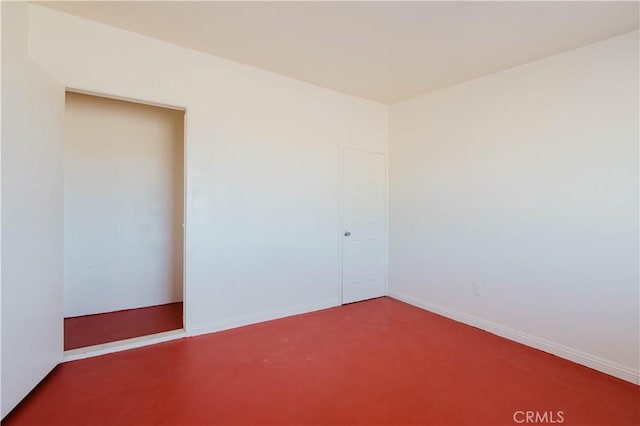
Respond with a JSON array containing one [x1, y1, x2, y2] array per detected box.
[[1, 1, 638, 425]]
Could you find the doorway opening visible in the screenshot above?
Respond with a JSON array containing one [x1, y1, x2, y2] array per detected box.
[[63, 91, 185, 351]]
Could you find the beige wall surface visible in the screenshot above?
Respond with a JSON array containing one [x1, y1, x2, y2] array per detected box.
[[64, 92, 184, 317], [389, 31, 639, 378]]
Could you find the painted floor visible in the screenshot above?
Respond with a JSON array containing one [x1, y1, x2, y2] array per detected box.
[[64, 302, 183, 350], [6, 297, 639, 425]]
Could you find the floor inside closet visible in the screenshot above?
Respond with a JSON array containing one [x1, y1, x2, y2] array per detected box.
[[64, 302, 183, 351]]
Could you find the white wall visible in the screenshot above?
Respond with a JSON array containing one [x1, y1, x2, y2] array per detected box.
[[27, 4, 388, 333], [64, 92, 184, 317], [389, 32, 639, 382], [2, 2, 65, 414]]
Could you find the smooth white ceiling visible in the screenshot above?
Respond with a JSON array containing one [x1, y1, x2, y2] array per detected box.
[[39, 1, 639, 104]]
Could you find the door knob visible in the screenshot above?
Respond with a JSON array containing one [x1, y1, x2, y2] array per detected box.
[[344, 231, 351, 236]]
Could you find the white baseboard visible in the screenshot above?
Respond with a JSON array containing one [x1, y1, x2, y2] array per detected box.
[[63, 298, 339, 362], [189, 298, 340, 337], [62, 329, 186, 362], [388, 291, 639, 385]]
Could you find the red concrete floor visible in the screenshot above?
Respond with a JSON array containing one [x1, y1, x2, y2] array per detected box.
[[5, 297, 639, 426], [64, 302, 183, 350]]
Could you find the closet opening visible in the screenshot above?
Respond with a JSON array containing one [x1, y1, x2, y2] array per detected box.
[[63, 91, 186, 352]]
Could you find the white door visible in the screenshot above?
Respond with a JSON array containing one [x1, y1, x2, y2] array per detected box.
[[341, 148, 387, 304], [1, 42, 65, 418]]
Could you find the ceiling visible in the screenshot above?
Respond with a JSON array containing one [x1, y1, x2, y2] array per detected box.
[[38, 1, 639, 104]]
